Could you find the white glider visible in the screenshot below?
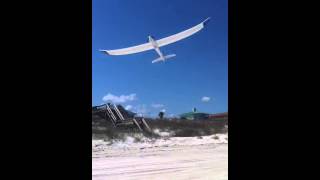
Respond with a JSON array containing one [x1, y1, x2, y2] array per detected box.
[[100, 17, 210, 63]]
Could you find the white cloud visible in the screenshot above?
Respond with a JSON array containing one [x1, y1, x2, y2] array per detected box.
[[125, 105, 133, 110], [160, 109, 166, 113], [151, 103, 164, 108], [201, 96, 211, 102], [102, 93, 137, 103], [133, 104, 148, 116]]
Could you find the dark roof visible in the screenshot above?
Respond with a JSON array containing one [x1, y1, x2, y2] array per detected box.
[[209, 112, 228, 118]]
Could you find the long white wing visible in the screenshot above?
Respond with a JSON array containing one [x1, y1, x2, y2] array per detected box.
[[100, 17, 210, 56], [100, 42, 154, 55], [157, 17, 210, 47]]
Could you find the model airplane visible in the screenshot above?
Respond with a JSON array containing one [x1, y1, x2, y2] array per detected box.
[[100, 17, 211, 63]]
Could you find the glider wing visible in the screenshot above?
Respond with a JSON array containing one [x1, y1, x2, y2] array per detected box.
[[100, 17, 210, 56], [156, 17, 210, 47], [100, 42, 154, 55]]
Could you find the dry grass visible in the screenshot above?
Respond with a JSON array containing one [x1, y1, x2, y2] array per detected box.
[[145, 118, 227, 137], [92, 114, 227, 140]]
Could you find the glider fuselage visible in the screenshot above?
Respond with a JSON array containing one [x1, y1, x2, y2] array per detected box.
[[148, 36, 165, 61]]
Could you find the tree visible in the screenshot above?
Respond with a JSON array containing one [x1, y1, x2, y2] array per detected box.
[[158, 111, 164, 119]]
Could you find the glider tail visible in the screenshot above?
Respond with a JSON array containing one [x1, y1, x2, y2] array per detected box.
[[152, 54, 176, 63], [164, 54, 176, 60]]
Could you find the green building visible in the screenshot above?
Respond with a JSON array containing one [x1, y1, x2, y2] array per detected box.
[[179, 108, 210, 120]]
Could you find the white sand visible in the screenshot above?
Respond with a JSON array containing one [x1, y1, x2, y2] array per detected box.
[[92, 134, 228, 180]]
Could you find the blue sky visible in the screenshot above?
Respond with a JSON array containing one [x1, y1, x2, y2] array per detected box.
[[93, 0, 228, 117]]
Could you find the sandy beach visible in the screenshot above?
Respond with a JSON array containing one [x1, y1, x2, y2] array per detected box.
[[92, 134, 228, 180]]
